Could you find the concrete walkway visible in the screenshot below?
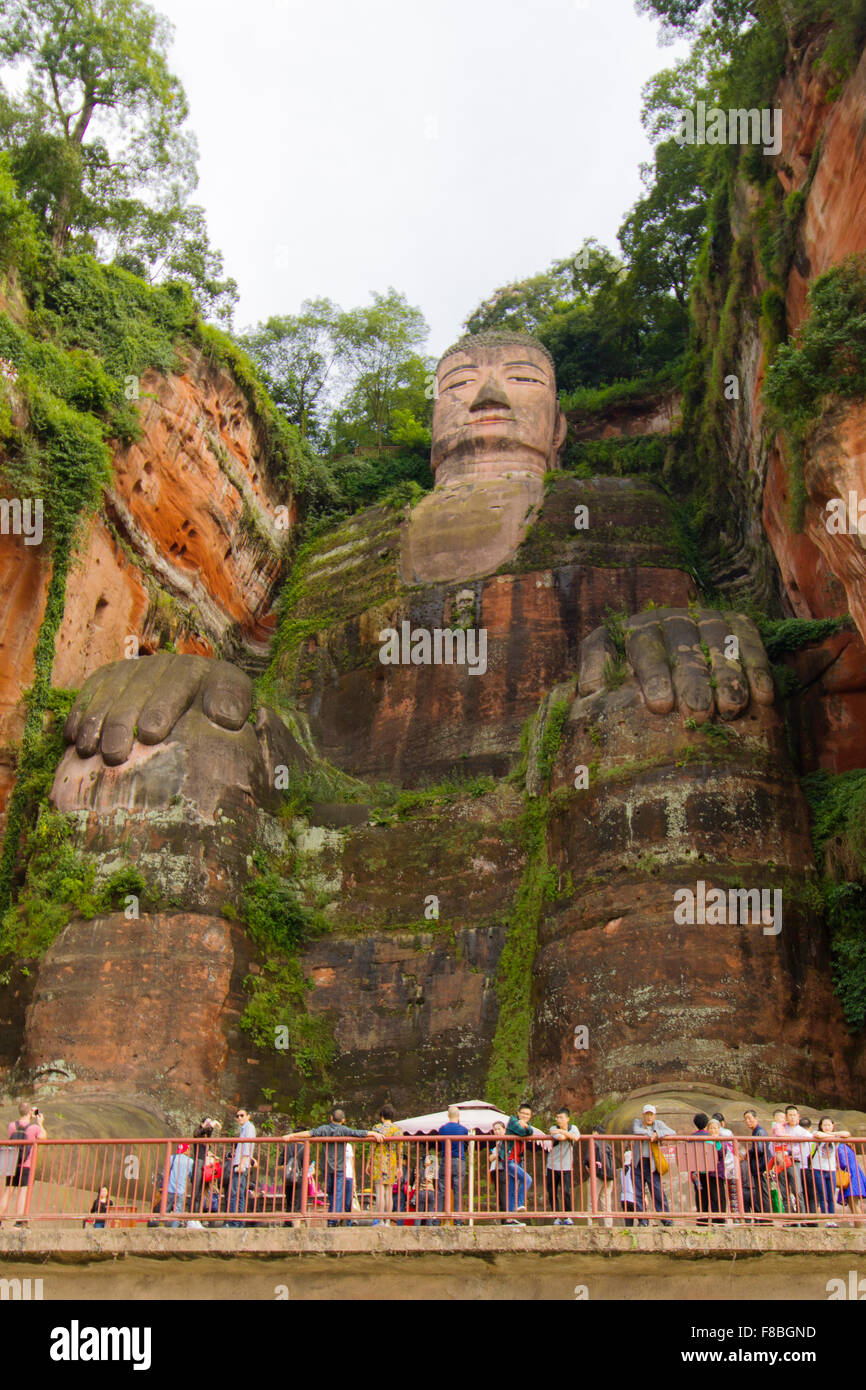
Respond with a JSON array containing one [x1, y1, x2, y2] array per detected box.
[[3, 1223, 866, 1258], [0, 1225, 864, 1299]]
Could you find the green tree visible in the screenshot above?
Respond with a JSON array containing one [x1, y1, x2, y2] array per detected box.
[[114, 199, 237, 325], [0, 0, 236, 319], [618, 140, 708, 311], [333, 288, 429, 452], [463, 263, 574, 336], [241, 299, 340, 443], [635, 0, 756, 41]]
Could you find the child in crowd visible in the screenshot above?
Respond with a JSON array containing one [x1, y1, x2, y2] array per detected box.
[[619, 1148, 636, 1227]]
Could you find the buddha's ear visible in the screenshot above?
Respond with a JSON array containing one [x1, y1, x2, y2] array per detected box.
[[553, 405, 568, 460]]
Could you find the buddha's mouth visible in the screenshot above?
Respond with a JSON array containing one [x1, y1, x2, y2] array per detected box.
[[471, 415, 513, 424]]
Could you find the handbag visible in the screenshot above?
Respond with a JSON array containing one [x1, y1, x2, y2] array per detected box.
[[0, 1146, 17, 1178], [836, 1168, 851, 1190], [651, 1141, 669, 1176]]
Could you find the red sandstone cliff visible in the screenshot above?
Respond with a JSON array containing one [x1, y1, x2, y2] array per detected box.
[[748, 36, 866, 639], [0, 347, 293, 826]]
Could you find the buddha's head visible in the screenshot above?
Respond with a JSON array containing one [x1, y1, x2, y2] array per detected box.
[[430, 330, 567, 486]]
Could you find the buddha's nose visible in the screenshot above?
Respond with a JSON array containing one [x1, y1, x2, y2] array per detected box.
[[469, 375, 511, 412]]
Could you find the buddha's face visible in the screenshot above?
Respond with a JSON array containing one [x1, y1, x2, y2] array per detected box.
[[431, 341, 567, 483]]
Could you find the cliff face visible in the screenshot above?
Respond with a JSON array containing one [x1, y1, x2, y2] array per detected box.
[[720, 36, 866, 640], [106, 356, 290, 662], [769, 40, 866, 636], [689, 31, 866, 783], [5, 25, 866, 1130], [0, 347, 292, 828], [276, 476, 692, 785]]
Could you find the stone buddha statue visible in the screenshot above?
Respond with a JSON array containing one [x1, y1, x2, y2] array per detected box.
[[30, 329, 847, 1117], [401, 331, 567, 583], [54, 331, 773, 787]]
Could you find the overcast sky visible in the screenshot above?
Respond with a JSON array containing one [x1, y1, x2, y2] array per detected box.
[[158, 0, 687, 355]]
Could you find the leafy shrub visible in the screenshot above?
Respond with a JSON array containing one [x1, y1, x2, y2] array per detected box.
[[241, 869, 312, 956], [801, 769, 866, 867], [765, 256, 866, 427], [0, 811, 146, 961], [240, 956, 336, 1077], [0, 153, 41, 279], [757, 615, 854, 661]]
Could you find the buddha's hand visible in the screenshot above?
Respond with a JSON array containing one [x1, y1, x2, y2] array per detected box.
[[63, 652, 252, 765], [577, 608, 775, 723]]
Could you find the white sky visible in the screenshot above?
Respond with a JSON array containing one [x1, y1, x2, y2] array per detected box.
[[158, 0, 688, 355]]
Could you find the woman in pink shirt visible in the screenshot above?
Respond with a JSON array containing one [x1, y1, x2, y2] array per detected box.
[[0, 1102, 46, 1223]]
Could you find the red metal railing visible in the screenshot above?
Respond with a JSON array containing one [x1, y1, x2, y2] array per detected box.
[[1, 1133, 864, 1226]]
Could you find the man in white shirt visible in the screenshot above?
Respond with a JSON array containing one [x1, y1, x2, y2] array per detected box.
[[783, 1104, 813, 1222], [227, 1106, 256, 1226], [547, 1107, 580, 1226]]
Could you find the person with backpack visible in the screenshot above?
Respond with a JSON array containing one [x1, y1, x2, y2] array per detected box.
[[687, 1113, 717, 1223], [0, 1102, 46, 1224], [741, 1109, 772, 1221], [712, 1112, 739, 1219], [280, 1126, 306, 1226], [284, 1107, 383, 1226], [584, 1125, 616, 1227], [705, 1119, 729, 1222], [188, 1117, 220, 1222]]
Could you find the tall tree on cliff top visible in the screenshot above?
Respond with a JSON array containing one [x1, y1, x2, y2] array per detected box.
[[241, 299, 342, 445], [0, 0, 237, 320], [334, 288, 429, 453], [635, 0, 756, 40]]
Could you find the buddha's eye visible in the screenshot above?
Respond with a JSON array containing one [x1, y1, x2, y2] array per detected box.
[[445, 378, 474, 391], [509, 375, 543, 384]]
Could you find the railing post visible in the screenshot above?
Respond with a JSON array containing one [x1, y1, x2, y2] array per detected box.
[[22, 1137, 38, 1220], [468, 1137, 474, 1227], [300, 1140, 310, 1223], [733, 1137, 745, 1221], [587, 1136, 598, 1223], [157, 1141, 171, 1223], [444, 1139, 452, 1221]]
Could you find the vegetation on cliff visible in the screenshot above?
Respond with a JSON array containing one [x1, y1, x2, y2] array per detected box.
[[0, 809, 146, 974], [486, 693, 574, 1111], [0, 247, 314, 917], [801, 770, 866, 1030], [238, 850, 336, 1116], [0, 155, 316, 918], [660, 0, 866, 570], [765, 256, 866, 527], [485, 798, 553, 1112]]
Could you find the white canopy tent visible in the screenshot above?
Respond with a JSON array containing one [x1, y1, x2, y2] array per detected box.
[[396, 1099, 548, 1138], [394, 1101, 551, 1222]]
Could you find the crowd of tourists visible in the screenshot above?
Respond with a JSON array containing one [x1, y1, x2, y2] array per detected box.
[[4, 1097, 865, 1228], [628, 1103, 866, 1227], [104, 1099, 866, 1228]]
